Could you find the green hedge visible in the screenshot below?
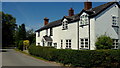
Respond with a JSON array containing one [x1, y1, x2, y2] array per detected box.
[[28, 45, 120, 67]]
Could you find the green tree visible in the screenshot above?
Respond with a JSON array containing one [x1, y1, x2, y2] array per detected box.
[[2, 12, 17, 47], [18, 24, 26, 40], [95, 35, 113, 49], [15, 24, 26, 50], [26, 29, 35, 44]]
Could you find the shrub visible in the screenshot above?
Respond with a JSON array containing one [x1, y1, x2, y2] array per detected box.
[[95, 35, 113, 49], [28, 45, 120, 67], [17, 40, 23, 51]]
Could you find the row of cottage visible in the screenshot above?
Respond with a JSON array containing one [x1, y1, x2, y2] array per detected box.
[[36, 1, 120, 50]]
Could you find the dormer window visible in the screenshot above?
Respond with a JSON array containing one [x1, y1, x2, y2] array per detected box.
[[112, 16, 118, 26], [80, 14, 88, 26], [62, 21, 68, 30]]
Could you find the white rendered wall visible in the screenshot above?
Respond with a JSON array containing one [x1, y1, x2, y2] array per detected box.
[[36, 30, 46, 46], [93, 3, 119, 50], [95, 3, 119, 39], [52, 19, 78, 49]]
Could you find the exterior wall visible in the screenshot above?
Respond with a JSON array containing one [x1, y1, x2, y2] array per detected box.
[[94, 3, 119, 49], [90, 18, 96, 50], [36, 30, 46, 46], [118, 5, 120, 49], [52, 20, 78, 49], [36, 3, 120, 50], [79, 12, 90, 49]]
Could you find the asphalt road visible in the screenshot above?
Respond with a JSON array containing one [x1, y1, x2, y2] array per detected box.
[[2, 49, 61, 66]]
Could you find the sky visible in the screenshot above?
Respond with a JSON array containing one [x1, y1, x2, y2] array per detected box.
[[1, 2, 119, 31]]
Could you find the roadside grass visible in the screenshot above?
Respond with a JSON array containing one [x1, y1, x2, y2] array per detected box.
[[14, 48, 48, 61], [14, 48, 62, 66]]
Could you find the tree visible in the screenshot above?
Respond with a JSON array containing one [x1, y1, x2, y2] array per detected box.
[[18, 24, 26, 40], [2, 12, 17, 47], [15, 24, 26, 50], [26, 29, 35, 44], [95, 35, 113, 49]]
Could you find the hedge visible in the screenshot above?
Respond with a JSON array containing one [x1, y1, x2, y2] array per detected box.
[[28, 45, 120, 67]]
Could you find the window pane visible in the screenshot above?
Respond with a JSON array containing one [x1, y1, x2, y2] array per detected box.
[[69, 40, 71, 42], [81, 39, 84, 41], [85, 39, 88, 41], [66, 40, 68, 42], [81, 42, 84, 44], [69, 43, 71, 45], [116, 43, 118, 45]]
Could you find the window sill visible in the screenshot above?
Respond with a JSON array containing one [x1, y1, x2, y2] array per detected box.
[[65, 48, 71, 49], [80, 24, 89, 27], [62, 28, 68, 30]]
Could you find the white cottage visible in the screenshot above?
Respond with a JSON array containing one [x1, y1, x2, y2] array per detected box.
[[36, 2, 120, 50]]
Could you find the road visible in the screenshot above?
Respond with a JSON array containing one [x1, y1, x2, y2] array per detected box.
[[2, 49, 61, 66]]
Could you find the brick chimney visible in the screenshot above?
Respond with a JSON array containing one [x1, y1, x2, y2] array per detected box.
[[44, 17, 49, 25], [69, 8, 74, 16], [84, 1, 92, 10]]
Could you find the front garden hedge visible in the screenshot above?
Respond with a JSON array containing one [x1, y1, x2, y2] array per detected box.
[[28, 45, 120, 67]]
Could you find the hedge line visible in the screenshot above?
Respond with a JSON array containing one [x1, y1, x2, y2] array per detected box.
[[28, 45, 120, 67]]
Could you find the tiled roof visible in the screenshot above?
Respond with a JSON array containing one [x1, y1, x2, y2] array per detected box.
[[36, 2, 120, 32]]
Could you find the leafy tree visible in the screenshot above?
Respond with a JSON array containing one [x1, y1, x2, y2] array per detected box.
[[95, 35, 113, 49], [18, 24, 26, 40], [26, 29, 35, 44], [2, 12, 17, 47], [15, 24, 26, 50]]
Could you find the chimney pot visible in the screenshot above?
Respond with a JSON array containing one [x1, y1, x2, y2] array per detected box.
[[44, 17, 49, 25], [69, 8, 74, 16], [84, 2, 92, 10]]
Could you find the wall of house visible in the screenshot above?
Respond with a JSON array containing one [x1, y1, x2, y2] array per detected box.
[[52, 19, 78, 49], [79, 12, 90, 50], [36, 30, 46, 46], [90, 18, 96, 50], [118, 5, 120, 49], [94, 3, 119, 48]]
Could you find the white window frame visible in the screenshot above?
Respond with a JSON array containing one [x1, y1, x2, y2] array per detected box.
[[80, 14, 89, 26], [66, 39, 71, 49], [62, 21, 68, 30], [112, 39, 119, 49], [80, 38, 89, 49], [112, 15, 118, 26], [61, 40, 63, 49]]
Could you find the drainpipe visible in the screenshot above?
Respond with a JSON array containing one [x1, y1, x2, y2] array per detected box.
[[77, 21, 79, 50], [88, 17, 90, 50]]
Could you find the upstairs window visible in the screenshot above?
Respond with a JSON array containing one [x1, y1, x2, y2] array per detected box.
[[62, 21, 68, 30], [80, 14, 88, 26], [38, 32, 40, 37], [50, 28, 53, 36], [112, 16, 118, 26]]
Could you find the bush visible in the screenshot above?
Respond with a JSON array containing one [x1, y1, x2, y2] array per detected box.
[[28, 45, 120, 67], [17, 40, 23, 51], [95, 35, 113, 49]]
